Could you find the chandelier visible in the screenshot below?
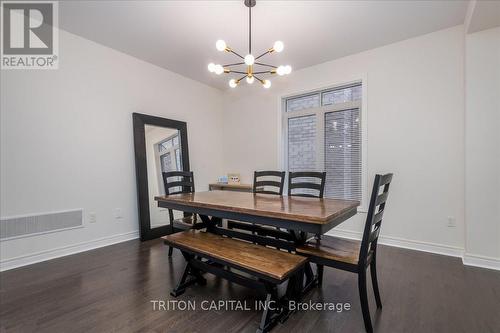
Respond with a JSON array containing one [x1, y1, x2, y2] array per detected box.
[[207, 0, 292, 89]]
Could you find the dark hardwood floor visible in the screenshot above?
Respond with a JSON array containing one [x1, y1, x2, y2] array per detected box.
[[1, 239, 499, 333]]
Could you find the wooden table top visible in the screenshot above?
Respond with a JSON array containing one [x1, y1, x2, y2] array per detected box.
[[208, 183, 252, 189], [155, 191, 359, 225], [208, 183, 253, 190]]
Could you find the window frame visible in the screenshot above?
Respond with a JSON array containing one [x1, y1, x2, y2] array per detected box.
[[279, 79, 368, 211]]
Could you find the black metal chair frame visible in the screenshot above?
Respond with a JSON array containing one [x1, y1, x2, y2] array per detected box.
[[162, 171, 196, 256], [310, 173, 393, 333]]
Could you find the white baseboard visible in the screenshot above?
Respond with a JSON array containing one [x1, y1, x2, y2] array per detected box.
[[327, 229, 464, 258], [328, 229, 500, 271], [0, 231, 139, 272], [462, 253, 500, 271], [2, 228, 499, 272]]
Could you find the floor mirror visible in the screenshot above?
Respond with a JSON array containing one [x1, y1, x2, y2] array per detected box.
[[132, 113, 190, 241]]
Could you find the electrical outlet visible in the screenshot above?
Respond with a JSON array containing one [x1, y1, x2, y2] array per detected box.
[[447, 216, 456, 227], [89, 212, 97, 223], [114, 208, 123, 220]]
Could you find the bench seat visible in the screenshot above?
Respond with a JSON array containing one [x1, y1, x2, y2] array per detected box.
[[163, 230, 307, 281]]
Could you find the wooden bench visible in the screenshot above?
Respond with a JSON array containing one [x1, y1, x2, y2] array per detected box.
[[163, 230, 308, 333]]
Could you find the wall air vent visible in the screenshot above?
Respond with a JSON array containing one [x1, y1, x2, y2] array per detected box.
[[0, 209, 83, 240]]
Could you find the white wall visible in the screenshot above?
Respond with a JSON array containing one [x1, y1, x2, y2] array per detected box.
[[464, 27, 500, 262], [222, 26, 465, 251], [0, 29, 225, 269], [3, 23, 498, 270]]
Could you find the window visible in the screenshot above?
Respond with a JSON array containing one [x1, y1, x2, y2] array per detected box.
[[159, 139, 173, 152], [324, 109, 361, 201], [286, 94, 320, 112], [156, 133, 183, 194], [288, 115, 316, 171], [283, 83, 364, 203], [157, 134, 182, 173]]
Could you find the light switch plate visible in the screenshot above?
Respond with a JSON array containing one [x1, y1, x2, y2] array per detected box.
[[114, 208, 123, 220]]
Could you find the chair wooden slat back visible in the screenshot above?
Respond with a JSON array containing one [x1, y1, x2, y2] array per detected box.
[[288, 171, 327, 198], [162, 171, 195, 195], [253, 171, 286, 195], [359, 173, 393, 266]]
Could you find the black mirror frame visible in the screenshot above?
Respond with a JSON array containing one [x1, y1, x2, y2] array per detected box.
[[132, 112, 190, 241]]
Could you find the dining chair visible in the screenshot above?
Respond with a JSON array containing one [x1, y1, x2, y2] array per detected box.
[[253, 170, 286, 195], [288, 171, 327, 198], [227, 171, 286, 243], [296, 173, 393, 333], [162, 171, 200, 256], [288, 171, 326, 239]]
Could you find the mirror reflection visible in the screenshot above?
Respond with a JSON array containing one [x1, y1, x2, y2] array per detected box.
[[145, 125, 183, 228]]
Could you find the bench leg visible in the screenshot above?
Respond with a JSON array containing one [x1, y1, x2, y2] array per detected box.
[[317, 264, 324, 287], [170, 263, 196, 297], [256, 292, 273, 333], [284, 267, 304, 303], [302, 263, 316, 293], [256, 282, 288, 333], [280, 267, 304, 324], [170, 252, 207, 297]]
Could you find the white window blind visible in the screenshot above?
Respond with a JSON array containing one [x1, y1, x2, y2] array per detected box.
[[324, 109, 361, 201], [284, 83, 362, 202]]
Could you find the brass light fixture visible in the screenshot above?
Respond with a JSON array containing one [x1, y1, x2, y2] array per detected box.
[[207, 0, 292, 89]]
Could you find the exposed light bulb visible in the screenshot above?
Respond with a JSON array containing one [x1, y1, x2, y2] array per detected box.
[[214, 64, 224, 75], [273, 41, 284, 52], [216, 40, 227, 51], [276, 65, 286, 76], [229, 79, 238, 88], [246, 76, 254, 84], [244, 54, 255, 66], [284, 65, 292, 74], [263, 80, 271, 89], [207, 63, 216, 73]]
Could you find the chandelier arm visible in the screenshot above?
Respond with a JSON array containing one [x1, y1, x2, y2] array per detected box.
[[237, 74, 247, 82], [229, 49, 245, 59], [223, 62, 245, 67], [255, 50, 271, 60], [253, 70, 274, 75], [255, 62, 277, 68], [253, 75, 265, 84], [229, 70, 248, 74]]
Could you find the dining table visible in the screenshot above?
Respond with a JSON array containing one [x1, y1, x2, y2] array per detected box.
[[155, 190, 360, 292]]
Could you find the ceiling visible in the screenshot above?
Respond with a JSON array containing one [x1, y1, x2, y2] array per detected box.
[[59, 0, 469, 90], [466, 0, 500, 33]]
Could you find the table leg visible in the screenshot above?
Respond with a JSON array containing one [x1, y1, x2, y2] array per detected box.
[[288, 229, 319, 294], [198, 214, 222, 230]]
